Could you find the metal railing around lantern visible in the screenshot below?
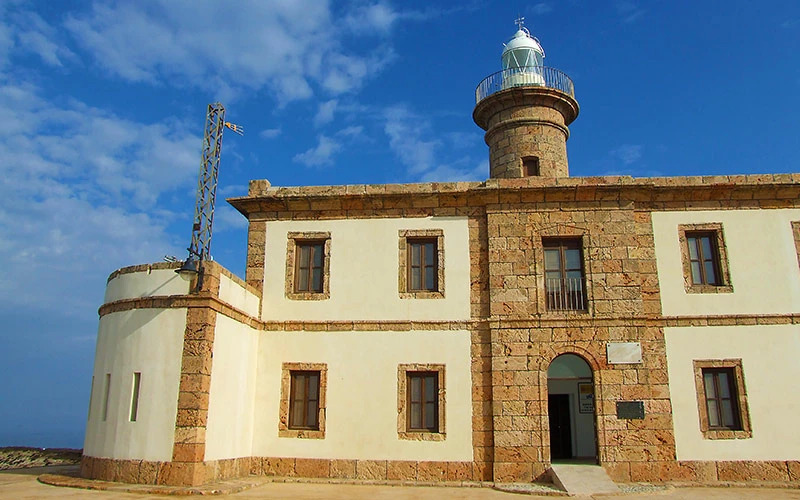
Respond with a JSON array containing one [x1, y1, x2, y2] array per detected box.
[[475, 66, 575, 104]]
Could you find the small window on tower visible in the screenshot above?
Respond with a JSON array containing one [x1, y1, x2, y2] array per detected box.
[[522, 156, 540, 176]]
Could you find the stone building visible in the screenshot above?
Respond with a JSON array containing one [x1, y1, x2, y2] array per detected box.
[[81, 24, 800, 487]]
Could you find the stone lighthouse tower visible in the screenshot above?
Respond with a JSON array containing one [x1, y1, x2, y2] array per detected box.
[[473, 20, 579, 179]]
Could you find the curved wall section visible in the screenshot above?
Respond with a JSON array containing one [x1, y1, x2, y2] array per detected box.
[[104, 266, 189, 303], [84, 266, 188, 462]]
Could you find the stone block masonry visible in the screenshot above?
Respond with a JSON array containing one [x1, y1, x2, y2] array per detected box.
[[80, 174, 800, 487], [227, 174, 800, 486]]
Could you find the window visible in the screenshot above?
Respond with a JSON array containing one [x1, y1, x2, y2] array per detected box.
[[88, 376, 95, 420], [678, 224, 732, 293], [398, 229, 444, 299], [522, 156, 540, 176], [129, 372, 141, 422], [702, 369, 739, 430], [285, 232, 331, 300], [102, 373, 111, 422], [408, 239, 437, 291], [397, 364, 445, 440], [407, 372, 438, 431], [693, 359, 751, 439], [295, 242, 325, 292], [543, 238, 586, 311], [791, 221, 800, 270], [686, 232, 721, 285], [279, 363, 327, 439], [289, 371, 320, 429]]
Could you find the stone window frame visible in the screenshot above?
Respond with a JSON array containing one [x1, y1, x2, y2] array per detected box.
[[678, 223, 733, 294], [692, 359, 751, 440], [791, 221, 800, 270], [542, 237, 588, 313], [285, 232, 331, 300], [397, 364, 446, 441], [532, 225, 594, 317], [398, 229, 445, 299], [279, 362, 327, 439]]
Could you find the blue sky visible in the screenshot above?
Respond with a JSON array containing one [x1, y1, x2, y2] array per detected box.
[[1, 1, 798, 448]]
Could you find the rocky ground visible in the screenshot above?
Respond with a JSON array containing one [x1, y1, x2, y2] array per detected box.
[[0, 447, 82, 470]]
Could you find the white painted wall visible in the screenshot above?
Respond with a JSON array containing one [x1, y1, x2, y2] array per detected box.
[[666, 325, 800, 460], [83, 308, 186, 461], [219, 273, 260, 317], [252, 330, 473, 461], [261, 217, 471, 321], [652, 209, 800, 316], [205, 314, 259, 460], [104, 268, 189, 303]]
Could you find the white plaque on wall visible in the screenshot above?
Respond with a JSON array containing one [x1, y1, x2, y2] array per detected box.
[[606, 342, 642, 364]]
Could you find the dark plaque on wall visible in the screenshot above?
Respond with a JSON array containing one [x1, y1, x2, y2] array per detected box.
[[616, 401, 645, 420]]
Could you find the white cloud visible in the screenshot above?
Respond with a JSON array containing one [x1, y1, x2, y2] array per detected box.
[[0, 4, 75, 76], [383, 105, 439, 175], [382, 104, 485, 182], [293, 135, 342, 167], [531, 3, 553, 15], [337, 125, 364, 138], [419, 160, 487, 182], [0, 82, 199, 312], [219, 184, 248, 196], [62, 1, 395, 103], [14, 11, 76, 67], [314, 99, 338, 127], [259, 128, 281, 139], [615, 1, 645, 24], [342, 2, 473, 35], [610, 144, 643, 165], [214, 205, 248, 232], [343, 2, 399, 34]]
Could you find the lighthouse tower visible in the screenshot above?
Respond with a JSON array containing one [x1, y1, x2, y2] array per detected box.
[[473, 19, 579, 179]]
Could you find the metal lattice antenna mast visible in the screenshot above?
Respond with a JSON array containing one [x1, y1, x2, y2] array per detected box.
[[185, 102, 243, 265]]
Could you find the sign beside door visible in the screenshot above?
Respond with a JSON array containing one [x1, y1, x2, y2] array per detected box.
[[578, 383, 594, 413]]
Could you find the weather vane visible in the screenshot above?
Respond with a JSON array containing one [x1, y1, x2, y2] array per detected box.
[[515, 16, 525, 30]]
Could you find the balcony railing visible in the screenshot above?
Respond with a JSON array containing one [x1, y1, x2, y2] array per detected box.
[[475, 66, 575, 104], [546, 277, 586, 312]]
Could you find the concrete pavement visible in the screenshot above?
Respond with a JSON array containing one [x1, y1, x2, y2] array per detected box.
[[2, 466, 800, 499]]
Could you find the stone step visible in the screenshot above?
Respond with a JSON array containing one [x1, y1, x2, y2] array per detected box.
[[549, 463, 620, 496]]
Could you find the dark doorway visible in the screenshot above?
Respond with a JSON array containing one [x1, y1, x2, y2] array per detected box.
[[548, 394, 572, 460]]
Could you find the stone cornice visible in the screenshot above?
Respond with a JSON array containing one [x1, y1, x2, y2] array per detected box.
[[228, 174, 800, 219]]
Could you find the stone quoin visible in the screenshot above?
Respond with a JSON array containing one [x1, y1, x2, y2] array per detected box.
[[81, 22, 800, 487]]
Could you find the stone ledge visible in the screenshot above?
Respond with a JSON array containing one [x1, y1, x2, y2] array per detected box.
[[38, 470, 267, 496], [42, 469, 504, 495], [667, 481, 800, 490], [232, 173, 800, 202], [106, 261, 181, 283]]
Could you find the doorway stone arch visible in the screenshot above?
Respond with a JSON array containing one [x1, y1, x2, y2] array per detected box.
[[545, 353, 599, 462]]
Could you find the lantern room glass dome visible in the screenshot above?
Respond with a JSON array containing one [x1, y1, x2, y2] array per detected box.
[[474, 21, 575, 104], [502, 28, 545, 70]]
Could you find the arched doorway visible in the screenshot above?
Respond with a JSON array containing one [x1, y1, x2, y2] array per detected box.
[[547, 354, 597, 462]]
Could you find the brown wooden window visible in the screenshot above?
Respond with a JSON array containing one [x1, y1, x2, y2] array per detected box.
[[407, 239, 437, 292], [294, 241, 325, 293], [522, 156, 540, 176], [289, 371, 320, 430], [543, 238, 586, 311], [407, 371, 438, 432], [686, 232, 722, 285], [702, 368, 741, 431]]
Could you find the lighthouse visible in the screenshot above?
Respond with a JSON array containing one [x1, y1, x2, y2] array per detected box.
[[473, 19, 579, 179]]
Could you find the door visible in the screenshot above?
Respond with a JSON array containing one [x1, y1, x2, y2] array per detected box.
[[548, 394, 572, 460]]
